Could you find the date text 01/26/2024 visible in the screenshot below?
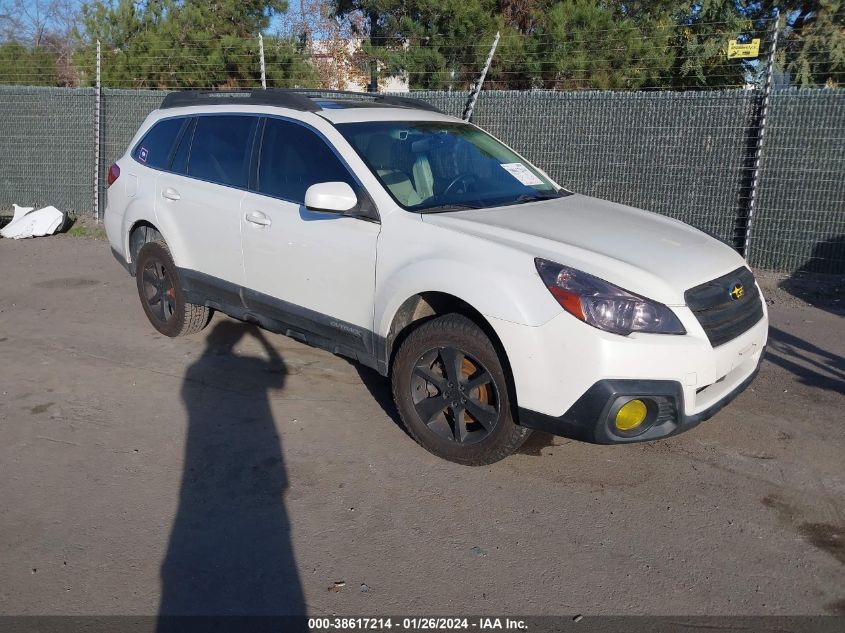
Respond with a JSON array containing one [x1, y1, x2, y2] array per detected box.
[[308, 618, 528, 631]]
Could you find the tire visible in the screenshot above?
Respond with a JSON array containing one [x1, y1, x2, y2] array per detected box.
[[135, 240, 210, 337], [391, 314, 531, 465]]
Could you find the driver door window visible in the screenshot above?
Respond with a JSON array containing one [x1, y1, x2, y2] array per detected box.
[[257, 119, 356, 202]]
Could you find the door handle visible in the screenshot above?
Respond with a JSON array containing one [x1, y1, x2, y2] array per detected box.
[[245, 210, 272, 227], [161, 187, 181, 201]]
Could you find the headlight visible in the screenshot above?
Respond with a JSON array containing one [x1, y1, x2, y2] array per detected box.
[[535, 258, 686, 336]]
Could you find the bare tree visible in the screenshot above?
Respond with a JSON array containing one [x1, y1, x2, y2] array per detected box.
[[0, 0, 77, 46], [499, 0, 537, 34], [275, 0, 369, 90], [0, 0, 80, 85]]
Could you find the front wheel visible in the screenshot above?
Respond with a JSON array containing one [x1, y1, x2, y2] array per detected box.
[[391, 314, 530, 465], [135, 240, 210, 337]]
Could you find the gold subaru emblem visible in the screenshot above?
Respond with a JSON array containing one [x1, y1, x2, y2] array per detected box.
[[730, 283, 744, 301]]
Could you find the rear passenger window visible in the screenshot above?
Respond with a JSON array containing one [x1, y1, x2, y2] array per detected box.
[[257, 118, 355, 203], [187, 115, 257, 188], [133, 117, 185, 169]]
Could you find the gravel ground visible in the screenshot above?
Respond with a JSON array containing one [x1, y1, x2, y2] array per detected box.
[[0, 233, 843, 617]]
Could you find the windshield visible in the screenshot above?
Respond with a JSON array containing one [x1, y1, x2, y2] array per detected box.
[[336, 121, 565, 212]]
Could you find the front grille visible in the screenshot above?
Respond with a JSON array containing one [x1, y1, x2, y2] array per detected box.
[[685, 266, 764, 347]]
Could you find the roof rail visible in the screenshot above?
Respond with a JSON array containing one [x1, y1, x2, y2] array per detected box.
[[291, 89, 443, 114], [159, 88, 442, 114], [159, 89, 320, 111], [373, 94, 441, 113]]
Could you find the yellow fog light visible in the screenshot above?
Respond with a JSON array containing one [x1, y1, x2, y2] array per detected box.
[[615, 399, 648, 431]]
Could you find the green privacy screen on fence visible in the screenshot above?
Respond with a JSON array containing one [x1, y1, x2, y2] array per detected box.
[[467, 90, 759, 247], [0, 86, 842, 274], [748, 90, 845, 274], [0, 86, 95, 215]]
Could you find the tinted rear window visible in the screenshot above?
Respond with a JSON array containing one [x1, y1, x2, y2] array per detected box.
[[187, 115, 257, 188], [133, 117, 185, 169]]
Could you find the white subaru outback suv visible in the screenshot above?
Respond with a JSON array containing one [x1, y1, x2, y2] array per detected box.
[[105, 89, 768, 465]]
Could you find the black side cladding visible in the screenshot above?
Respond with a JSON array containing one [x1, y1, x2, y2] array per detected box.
[[685, 266, 764, 347]]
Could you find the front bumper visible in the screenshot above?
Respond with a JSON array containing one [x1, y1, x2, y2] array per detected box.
[[517, 351, 762, 444]]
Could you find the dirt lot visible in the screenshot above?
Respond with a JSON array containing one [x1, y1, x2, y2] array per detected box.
[[0, 233, 843, 617]]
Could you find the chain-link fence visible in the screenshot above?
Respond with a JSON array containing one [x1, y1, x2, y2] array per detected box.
[[0, 84, 842, 274], [0, 86, 94, 214], [469, 90, 760, 248], [748, 90, 845, 273]]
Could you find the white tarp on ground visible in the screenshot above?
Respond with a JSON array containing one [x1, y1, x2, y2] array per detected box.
[[0, 204, 66, 239]]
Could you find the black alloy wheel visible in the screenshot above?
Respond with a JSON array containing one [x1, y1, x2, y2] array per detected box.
[[411, 346, 499, 445], [134, 240, 211, 337], [391, 313, 531, 465], [141, 256, 177, 324]]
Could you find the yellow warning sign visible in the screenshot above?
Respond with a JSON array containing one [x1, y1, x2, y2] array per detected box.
[[727, 39, 761, 59]]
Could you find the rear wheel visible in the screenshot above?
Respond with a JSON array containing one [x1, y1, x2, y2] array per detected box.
[[135, 241, 210, 337], [391, 314, 530, 465]]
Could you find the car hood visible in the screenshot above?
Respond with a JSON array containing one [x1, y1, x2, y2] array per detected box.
[[420, 194, 748, 306]]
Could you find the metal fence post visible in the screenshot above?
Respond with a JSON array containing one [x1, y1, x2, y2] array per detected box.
[[367, 61, 378, 93], [258, 33, 267, 89], [93, 39, 101, 222], [743, 10, 781, 261], [463, 31, 500, 122]]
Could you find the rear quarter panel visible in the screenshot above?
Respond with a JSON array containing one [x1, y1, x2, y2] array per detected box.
[[105, 158, 162, 263], [104, 111, 165, 263]]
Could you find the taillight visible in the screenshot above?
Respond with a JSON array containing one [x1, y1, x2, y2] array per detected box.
[[107, 163, 120, 187]]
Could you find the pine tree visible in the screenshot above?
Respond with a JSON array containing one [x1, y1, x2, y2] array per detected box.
[[75, 0, 317, 88]]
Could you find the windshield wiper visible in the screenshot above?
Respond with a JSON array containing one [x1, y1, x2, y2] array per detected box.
[[506, 192, 563, 205], [418, 203, 484, 214]]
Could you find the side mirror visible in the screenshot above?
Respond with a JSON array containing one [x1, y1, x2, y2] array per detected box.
[[304, 182, 357, 214]]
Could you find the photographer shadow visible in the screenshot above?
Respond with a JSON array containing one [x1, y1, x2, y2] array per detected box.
[[158, 320, 305, 629]]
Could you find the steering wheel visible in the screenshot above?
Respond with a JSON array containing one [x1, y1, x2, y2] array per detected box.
[[442, 173, 478, 196]]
